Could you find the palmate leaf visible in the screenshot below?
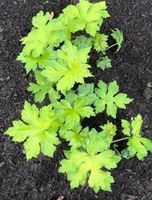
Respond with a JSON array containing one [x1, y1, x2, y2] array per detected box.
[[94, 81, 133, 118], [32, 10, 53, 28], [72, 36, 93, 50], [121, 115, 152, 160], [60, 4, 79, 34], [28, 71, 60, 103], [111, 28, 124, 52], [83, 127, 116, 154], [42, 42, 92, 94], [17, 46, 56, 73], [97, 56, 112, 70], [18, 11, 68, 72], [21, 11, 53, 57], [5, 102, 60, 160], [62, 0, 110, 36], [100, 122, 117, 138], [122, 115, 143, 137], [59, 126, 89, 149], [128, 137, 152, 160], [52, 83, 96, 129], [59, 129, 121, 192], [21, 11, 68, 56], [77, 82, 95, 98], [60, 121, 116, 150], [93, 33, 109, 52]]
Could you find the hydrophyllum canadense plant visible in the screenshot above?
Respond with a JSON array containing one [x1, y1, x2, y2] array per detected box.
[[5, 0, 152, 193]]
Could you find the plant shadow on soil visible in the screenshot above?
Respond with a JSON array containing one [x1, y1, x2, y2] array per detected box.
[[0, 0, 152, 200]]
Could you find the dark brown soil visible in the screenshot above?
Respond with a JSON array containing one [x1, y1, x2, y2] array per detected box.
[[0, 0, 152, 200]]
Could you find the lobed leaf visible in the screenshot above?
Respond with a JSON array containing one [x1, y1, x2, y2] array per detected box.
[[52, 84, 96, 129], [121, 115, 152, 160], [72, 36, 93, 50], [94, 81, 133, 118], [97, 56, 112, 70], [93, 33, 109, 52], [111, 28, 124, 52], [5, 102, 60, 160], [59, 137, 120, 192], [42, 42, 92, 94], [62, 0, 110, 36], [17, 46, 56, 73], [59, 126, 89, 149], [28, 71, 60, 103]]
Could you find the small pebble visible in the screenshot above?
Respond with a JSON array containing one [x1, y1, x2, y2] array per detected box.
[[0, 162, 5, 168], [143, 88, 152, 100], [40, 187, 44, 192], [6, 76, 10, 81]]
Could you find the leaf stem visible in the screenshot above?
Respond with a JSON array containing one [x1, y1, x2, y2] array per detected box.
[[105, 43, 117, 51], [112, 137, 130, 143]]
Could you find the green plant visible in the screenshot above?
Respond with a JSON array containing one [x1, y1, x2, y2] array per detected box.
[[121, 115, 152, 160], [5, 0, 152, 193], [147, 82, 152, 88], [94, 81, 133, 118], [6, 102, 60, 160], [59, 129, 120, 192], [97, 56, 112, 70], [42, 41, 92, 94], [111, 28, 124, 52], [28, 70, 60, 103]]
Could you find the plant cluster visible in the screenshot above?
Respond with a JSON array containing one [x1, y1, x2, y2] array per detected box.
[[5, 0, 152, 192]]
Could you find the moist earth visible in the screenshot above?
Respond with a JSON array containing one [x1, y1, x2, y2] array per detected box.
[[0, 0, 152, 199]]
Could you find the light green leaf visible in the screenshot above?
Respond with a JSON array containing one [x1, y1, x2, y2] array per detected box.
[[53, 89, 95, 129], [131, 114, 143, 136], [93, 33, 109, 52], [97, 56, 112, 70], [121, 115, 152, 160], [24, 138, 40, 160], [77, 83, 95, 97], [59, 126, 89, 149], [42, 42, 92, 94], [121, 119, 131, 136], [28, 71, 60, 103], [59, 146, 120, 192], [32, 11, 52, 28], [19, 10, 68, 63], [73, 36, 93, 50], [128, 137, 149, 160], [17, 46, 56, 73], [100, 122, 117, 137], [111, 28, 124, 52], [5, 102, 60, 160], [62, 1, 109, 36], [89, 170, 114, 192], [94, 81, 133, 118]]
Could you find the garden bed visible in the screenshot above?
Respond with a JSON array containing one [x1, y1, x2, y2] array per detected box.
[[0, 0, 152, 199]]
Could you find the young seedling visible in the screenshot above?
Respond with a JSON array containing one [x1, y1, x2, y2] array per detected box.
[[121, 115, 152, 160]]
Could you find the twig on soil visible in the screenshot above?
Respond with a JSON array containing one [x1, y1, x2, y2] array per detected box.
[[105, 43, 117, 51], [113, 146, 121, 155], [112, 137, 130, 143]]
